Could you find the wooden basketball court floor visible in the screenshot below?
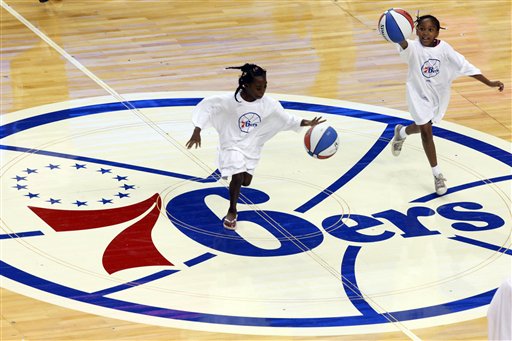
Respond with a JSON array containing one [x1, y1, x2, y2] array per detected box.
[[1, 0, 510, 340]]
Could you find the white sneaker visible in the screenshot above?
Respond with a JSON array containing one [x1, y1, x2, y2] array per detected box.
[[434, 174, 448, 195], [391, 124, 405, 156]]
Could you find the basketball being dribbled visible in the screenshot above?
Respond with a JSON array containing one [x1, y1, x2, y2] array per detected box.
[[304, 124, 339, 159], [378, 8, 414, 43]]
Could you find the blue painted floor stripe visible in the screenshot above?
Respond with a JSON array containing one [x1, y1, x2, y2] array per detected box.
[[92, 269, 179, 296], [450, 235, 512, 256], [184, 252, 216, 267], [0, 230, 44, 239]]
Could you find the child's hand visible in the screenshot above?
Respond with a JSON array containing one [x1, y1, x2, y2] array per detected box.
[[491, 81, 505, 92], [471, 75, 504, 92], [186, 127, 202, 149], [302, 116, 326, 127]]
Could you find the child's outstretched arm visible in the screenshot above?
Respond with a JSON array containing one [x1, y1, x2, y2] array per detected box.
[[471, 74, 505, 92]]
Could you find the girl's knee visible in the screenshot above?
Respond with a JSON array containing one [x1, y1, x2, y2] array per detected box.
[[419, 123, 432, 136], [242, 173, 253, 186], [420, 129, 433, 142], [230, 173, 244, 186]]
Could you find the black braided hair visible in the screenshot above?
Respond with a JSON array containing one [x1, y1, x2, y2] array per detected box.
[[226, 63, 267, 102], [415, 13, 445, 30]]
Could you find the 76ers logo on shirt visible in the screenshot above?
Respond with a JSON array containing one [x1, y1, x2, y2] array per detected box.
[[421, 58, 441, 78], [239, 112, 261, 133]]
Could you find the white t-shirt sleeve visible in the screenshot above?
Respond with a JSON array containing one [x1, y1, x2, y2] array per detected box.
[[191, 96, 218, 130], [271, 98, 303, 133], [446, 44, 481, 76], [398, 39, 414, 62]]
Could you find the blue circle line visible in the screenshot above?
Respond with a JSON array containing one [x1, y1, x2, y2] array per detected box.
[[0, 97, 508, 327], [341, 246, 381, 317], [2, 98, 510, 168], [0, 260, 497, 327], [0, 98, 200, 139]]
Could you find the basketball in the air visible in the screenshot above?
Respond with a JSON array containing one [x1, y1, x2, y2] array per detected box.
[[304, 124, 339, 159], [378, 8, 414, 43]]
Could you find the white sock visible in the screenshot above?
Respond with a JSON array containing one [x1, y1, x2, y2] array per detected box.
[[399, 126, 408, 139], [432, 165, 442, 177]]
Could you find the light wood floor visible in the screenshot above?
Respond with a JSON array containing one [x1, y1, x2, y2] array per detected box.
[[1, 0, 510, 340]]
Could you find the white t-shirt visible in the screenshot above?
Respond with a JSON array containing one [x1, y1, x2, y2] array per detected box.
[[192, 92, 303, 176], [399, 39, 481, 124], [487, 276, 512, 341]]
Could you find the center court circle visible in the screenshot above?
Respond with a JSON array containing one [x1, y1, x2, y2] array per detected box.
[[0, 92, 510, 336]]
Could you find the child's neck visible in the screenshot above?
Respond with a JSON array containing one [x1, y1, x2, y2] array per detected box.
[[425, 39, 440, 47], [241, 91, 257, 102]]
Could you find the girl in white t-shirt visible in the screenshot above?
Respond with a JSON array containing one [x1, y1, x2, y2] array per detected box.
[[186, 64, 324, 230], [390, 14, 504, 195]]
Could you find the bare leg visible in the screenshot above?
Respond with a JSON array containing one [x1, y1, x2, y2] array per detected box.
[[227, 173, 243, 221], [405, 122, 437, 167], [405, 122, 420, 135], [226, 172, 253, 221], [418, 123, 437, 167], [404, 122, 446, 195]]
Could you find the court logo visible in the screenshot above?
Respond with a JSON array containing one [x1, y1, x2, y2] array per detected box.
[[1, 93, 510, 336]]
